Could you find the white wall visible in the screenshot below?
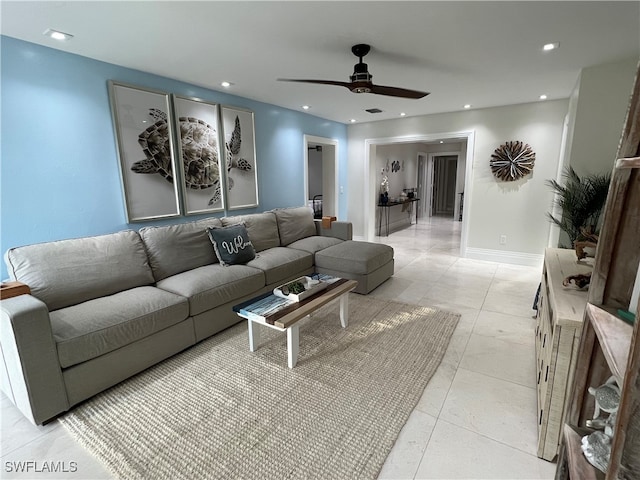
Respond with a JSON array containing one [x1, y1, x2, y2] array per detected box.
[[568, 57, 638, 176], [547, 57, 637, 248], [376, 143, 421, 199], [348, 100, 569, 264]]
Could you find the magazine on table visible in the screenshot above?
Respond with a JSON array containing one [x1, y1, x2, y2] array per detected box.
[[238, 294, 294, 322], [309, 273, 341, 284], [238, 274, 343, 322]]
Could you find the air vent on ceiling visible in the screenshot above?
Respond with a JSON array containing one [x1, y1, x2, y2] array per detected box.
[[365, 108, 383, 114]]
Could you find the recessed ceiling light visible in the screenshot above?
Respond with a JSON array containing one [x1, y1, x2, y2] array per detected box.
[[400, 112, 406, 117], [463, 104, 471, 109], [539, 94, 548, 100], [43, 28, 73, 41], [220, 81, 233, 88], [439, 140, 444, 144], [350, 119, 357, 123], [302, 105, 310, 110], [543, 42, 559, 51]]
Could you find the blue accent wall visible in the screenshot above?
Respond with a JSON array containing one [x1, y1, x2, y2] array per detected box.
[[0, 36, 348, 280]]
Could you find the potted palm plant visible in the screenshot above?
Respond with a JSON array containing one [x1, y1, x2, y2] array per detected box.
[[546, 166, 611, 251]]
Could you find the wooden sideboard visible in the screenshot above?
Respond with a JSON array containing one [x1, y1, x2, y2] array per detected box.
[[536, 248, 592, 461]]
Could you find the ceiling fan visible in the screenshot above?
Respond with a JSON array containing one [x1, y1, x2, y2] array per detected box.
[[278, 44, 429, 99]]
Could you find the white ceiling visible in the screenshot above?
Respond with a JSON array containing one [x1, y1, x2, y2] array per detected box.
[[2, 1, 639, 124]]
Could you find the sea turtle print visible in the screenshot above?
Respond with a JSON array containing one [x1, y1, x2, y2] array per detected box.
[[224, 115, 253, 197], [225, 116, 252, 172], [131, 109, 222, 206]]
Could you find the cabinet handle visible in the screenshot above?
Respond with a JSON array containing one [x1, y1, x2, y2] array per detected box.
[[538, 370, 541, 384], [543, 333, 546, 348], [539, 409, 543, 425], [545, 365, 549, 382]]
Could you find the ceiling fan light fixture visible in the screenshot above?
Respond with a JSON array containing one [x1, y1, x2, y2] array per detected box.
[[353, 86, 371, 94]]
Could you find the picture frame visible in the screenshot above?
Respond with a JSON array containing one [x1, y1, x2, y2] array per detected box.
[[172, 95, 225, 215], [220, 106, 259, 210], [108, 81, 181, 222]]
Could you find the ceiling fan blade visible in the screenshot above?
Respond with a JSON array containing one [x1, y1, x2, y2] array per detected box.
[[369, 84, 430, 99], [278, 45, 431, 100], [277, 78, 352, 88]]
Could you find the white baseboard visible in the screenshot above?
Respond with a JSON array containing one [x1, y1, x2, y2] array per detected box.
[[465, 247, 544, 267]]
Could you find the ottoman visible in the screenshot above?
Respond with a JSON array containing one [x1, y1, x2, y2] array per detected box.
[[315, 241, 394, 294]]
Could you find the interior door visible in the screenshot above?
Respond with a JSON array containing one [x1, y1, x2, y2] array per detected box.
[[432, 155, 458, 216]]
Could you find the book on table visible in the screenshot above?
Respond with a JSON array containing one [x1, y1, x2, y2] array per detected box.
[[236, 274, 343, 323], [238, 294, 294, 322]]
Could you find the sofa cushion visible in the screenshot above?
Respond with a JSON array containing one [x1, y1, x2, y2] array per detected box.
[[272, 206, 316, 246], [157, 264, 265, 316], [5, 231, 155, 311], [315, 241, 394, 275], [286, 235, 344, 255], [206, 224, 256, 266], [50, 286, 189, 368], [139, 217, 222, 281], [221, 212, 280, 252], [246, 247, 313, 285]]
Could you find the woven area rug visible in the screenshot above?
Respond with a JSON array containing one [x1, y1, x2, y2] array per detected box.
[[59, 294, 459, 480]]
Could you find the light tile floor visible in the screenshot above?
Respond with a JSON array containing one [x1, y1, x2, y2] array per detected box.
[[375, 217, 556, 479], [0, 216, 557, 479]]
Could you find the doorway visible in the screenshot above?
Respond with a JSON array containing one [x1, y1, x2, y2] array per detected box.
[[304, 135, 338, 218], [363, 132, 475, 258]]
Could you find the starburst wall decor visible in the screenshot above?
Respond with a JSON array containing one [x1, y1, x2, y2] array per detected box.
[[490, 141, 535, 181]]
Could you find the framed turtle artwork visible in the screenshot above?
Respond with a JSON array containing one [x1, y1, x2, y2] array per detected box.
[[220, 106, 259, 210], [108, 81, 182, 222], [172, 95, 225, 215]]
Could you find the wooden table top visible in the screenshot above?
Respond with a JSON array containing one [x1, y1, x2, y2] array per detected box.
[[235, 278, 358, 329]]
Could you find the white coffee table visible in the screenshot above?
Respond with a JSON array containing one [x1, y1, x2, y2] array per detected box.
[[235, 278, 358, 368]]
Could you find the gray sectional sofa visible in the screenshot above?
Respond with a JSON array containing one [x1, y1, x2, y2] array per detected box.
[[1, 207, 394, 425]]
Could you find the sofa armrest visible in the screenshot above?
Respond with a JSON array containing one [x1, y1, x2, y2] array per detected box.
[[314, 220, 353, 241], [1, 295, 69, 424]]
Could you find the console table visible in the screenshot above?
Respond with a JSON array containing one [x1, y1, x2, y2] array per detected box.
[[535, 248, 591, 461], [377, 198, 419, 236]]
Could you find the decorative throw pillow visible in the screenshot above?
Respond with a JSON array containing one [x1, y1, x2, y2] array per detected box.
[[206, 224, 256, 266]]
